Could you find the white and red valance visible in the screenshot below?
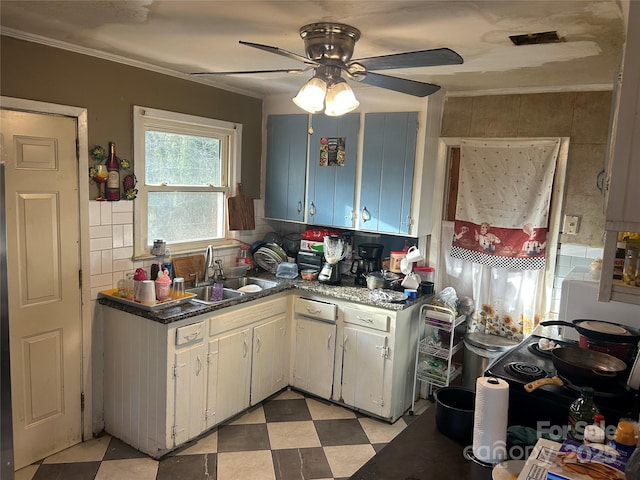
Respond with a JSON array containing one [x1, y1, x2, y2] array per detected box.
[[451, 139, 560, 270]]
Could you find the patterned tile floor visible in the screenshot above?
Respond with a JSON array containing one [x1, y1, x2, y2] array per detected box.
[[15, 389, 429, 480]]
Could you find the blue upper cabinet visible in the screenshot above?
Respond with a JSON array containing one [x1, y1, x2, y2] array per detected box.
[[307, 114, 360, 228], [265, 114, 309, 222], [360, 112, 418, 234]]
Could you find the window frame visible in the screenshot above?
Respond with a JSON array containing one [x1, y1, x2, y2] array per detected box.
[[133, 106, 242, 257]]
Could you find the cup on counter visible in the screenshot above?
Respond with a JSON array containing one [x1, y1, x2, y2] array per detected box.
[[404, 288, 418, 299], [405, 246, 423, 263], [172, 277, 185, 297], [139, 280, 156, 305], [401, 272, 420, 290]]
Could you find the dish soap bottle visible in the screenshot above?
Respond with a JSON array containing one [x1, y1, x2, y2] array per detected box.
[[567, 387, 600, 441]]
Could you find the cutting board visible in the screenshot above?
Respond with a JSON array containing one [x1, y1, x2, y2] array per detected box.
[[228, 183, 255, 231], [172, 255, 206, 287]]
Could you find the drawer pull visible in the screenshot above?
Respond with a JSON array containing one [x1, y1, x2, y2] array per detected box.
[[327, 333, 333, 350], [196, 356, 202, 375], [185, 332, 200, 341], [306, 307, 322, 315], [357, 315, 374, 323]]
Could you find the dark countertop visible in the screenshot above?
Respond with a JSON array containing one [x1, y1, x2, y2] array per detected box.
[[350, 407, 492, 480], [97, 272, 431, 324]]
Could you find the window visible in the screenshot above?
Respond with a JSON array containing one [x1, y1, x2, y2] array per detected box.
[[133, 106, 241, 256]]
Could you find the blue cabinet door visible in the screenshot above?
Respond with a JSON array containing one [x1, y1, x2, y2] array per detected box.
[[307, 114, 359, 228], [360, 112, 418, 234], [265, 114, 308, 222]]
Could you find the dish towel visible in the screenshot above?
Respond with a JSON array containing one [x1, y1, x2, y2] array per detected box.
[[451, 138, 560, 270]]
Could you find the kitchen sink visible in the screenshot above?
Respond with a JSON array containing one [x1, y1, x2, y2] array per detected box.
[[222, 276, 279, 292], [186, 285, 245, 305]]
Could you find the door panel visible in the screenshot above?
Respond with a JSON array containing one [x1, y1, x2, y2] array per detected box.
[[307, 114, 359, 227], [2, 109, 82, 470], [341, 327, 386, 417], [361, 112, 417, 233]]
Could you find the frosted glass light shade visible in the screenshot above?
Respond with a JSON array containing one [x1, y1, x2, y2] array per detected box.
[[324, 80, 359, 116], [292, 77, 327, 113]]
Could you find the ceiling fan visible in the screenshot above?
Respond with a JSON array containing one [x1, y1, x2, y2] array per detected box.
[[192, 23, 463, 115]]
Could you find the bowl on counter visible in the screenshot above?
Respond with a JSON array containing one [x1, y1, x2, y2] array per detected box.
[[301, 269, 319, 281]]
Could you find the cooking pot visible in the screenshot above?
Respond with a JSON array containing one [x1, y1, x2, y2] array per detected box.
[[525, 346, 627, 392], [365, 272, 385, 290], [541, 319, 640, 363], [434, 387, 475, 444]]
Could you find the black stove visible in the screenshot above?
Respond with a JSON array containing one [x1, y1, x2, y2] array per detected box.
[[485, 335, 639, 430]]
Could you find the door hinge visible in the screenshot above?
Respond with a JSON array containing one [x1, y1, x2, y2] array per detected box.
[[173, 363, 186, 378], [373, 396, 385, 407], [81, 392, 85, 411], [377, 345, 390, 358], [79, 269, 82, 289]]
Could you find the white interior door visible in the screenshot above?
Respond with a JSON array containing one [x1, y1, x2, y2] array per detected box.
[[1, 109, 82, 469]]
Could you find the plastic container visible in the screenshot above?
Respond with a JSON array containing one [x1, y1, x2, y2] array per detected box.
[[389, 251, 406, 273], [275, 262, 299, 279], [155, 269, 172, 302], [414, 266, 435, 283]]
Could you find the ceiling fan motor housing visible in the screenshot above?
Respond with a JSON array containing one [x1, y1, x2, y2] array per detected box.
[[300, 23, 361, 63]]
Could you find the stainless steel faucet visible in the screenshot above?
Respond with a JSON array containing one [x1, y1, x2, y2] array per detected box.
[[204, 245, 214, 284]]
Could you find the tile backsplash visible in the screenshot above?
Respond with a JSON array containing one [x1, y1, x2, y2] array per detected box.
[[549, 242, 603, 318], [88, 200, 270, 300]]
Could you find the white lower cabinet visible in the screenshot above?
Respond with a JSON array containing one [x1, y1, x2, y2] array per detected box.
[[103, 294, 288, 458], [292, 317, 336, 399], [337, 303, 420, 422], [251, 316, 288, 405], [173, 331, 207, 445], [341, 326, 388, 418], [214, 327, 252, 423], [102, 291, 421, 458]]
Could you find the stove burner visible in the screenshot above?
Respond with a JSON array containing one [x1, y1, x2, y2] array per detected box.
[[505, 362, 546, 381], [528, 343, 552, 357]]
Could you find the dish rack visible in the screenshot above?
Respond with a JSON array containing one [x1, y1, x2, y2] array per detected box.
[[410, 304, 466, 413]]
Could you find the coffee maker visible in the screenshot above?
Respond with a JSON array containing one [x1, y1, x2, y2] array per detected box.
[[350, 243, 384, 286]]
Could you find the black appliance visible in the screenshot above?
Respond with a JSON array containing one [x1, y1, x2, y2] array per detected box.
[[485, 334, 639, 431], [297, 250, 323, 271], [318, 261, 342, 285], [351, 243, 383, 286]]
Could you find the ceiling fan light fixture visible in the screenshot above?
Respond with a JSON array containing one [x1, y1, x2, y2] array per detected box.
[[324, 79, 359, 116], [292, 76, 327, 113]]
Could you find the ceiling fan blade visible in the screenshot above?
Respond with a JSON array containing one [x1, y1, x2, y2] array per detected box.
[[352, 71, 441, 97], [239, 41, 318, 66], [192, 68, 309, 76], [352, 48, 463, 70]]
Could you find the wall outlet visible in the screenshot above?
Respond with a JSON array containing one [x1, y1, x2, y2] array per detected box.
[[563, 215, 580, 235]]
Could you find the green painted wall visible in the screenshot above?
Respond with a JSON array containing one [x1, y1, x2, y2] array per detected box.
[[0, 36, 264, 198]]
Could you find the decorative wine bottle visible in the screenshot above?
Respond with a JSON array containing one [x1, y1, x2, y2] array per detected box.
[[105, 142, 120, 201]]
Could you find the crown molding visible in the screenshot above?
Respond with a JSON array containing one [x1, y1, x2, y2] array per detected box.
[[1, 27, 263, 99]]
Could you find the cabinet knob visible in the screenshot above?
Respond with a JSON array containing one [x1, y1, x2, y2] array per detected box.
[[297, 201, 303, 213], [309, 202, 316, 216], [361, 206, 371, 223]]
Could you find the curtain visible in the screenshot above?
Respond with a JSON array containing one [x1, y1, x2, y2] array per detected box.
[[442, 221, 544, 342], [442, 139, 561, 341]]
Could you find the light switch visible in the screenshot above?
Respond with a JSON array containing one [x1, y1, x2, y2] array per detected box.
[[563, 215, 580, 235]]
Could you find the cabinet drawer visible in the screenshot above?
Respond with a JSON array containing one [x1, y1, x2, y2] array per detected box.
[[210, 296, 287, 336], [294, 297, 337, 322], [343, 306, 390, 332], [176, 321, 205, 345]]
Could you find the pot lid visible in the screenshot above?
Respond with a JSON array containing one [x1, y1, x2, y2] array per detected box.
[[578, 320, 632, 336], [464, 332, 519, 351]]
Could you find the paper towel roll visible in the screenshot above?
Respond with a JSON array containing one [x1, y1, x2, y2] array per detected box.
[[472, 377, 509, 464]]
